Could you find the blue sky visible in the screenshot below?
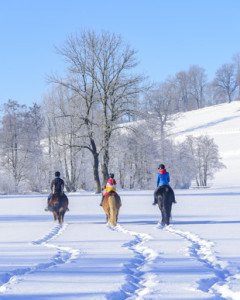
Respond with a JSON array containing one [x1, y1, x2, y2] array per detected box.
[[0, 0, 240, 107]]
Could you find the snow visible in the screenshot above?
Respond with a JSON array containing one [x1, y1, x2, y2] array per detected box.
[[1, 102, 240, 299], [0, 189, 240, 299]]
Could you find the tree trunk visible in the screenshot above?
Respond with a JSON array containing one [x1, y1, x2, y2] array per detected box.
[[93, 152, 101, 193]]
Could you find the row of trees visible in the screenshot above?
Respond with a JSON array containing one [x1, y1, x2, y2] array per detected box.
[[146, 56, 240, 114], [0, 30, 227, 193], [0, 98, 225, 193]]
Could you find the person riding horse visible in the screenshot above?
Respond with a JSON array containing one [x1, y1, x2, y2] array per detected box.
[[100, 173, 122, 226], [153, 164, 176, 205], [45, 171, 69, 211], [100, 173, 120, 206]]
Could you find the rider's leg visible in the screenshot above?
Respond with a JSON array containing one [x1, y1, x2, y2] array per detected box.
[[45, 193, 52, 211], [100, 195, 104, 206], [152, 188, 159, 205], [169, 186, 177, 203]]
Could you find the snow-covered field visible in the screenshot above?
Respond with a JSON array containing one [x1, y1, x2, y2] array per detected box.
[[0, 189, 240, 299]]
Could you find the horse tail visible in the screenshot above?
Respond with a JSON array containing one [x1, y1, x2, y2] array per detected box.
[[108, 194, 118, 226]]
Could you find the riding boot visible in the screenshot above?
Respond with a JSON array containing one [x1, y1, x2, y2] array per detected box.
[[172, 194, 177, 203], [99, 197, 103, 206], [45, 202, 50, 211]]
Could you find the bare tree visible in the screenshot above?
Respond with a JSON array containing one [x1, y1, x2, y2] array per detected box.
[[0, 101, 26, 191], [144, 80, 178, 160], [42, 87, 86, 192], [49, 30, 145, 190], [174, 71, 191, 111], [110, 123, 158, 190], [0, 100, 43, 192], [232, 53, 240, 99], [188, 65, 207, 109], [213, 63, 237, 103], [184, 135, 225, 187]]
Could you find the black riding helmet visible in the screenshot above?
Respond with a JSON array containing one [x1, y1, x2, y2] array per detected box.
[[158, 164, 165, 170], [55, 171, 60, 177], [109, 173, 114, 178]]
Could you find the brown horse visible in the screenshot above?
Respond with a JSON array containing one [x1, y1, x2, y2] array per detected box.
[[102, 192, 121, 227], [49, 193, 69, 224]]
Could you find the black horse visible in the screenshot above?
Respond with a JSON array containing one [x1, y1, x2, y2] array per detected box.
[[155, 185, 175, 226]]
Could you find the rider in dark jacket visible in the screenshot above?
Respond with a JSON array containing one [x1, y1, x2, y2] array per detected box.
[[153, 164, 176, 205], [45, 171, 66, 211]]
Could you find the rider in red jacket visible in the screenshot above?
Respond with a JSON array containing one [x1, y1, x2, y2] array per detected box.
[[100, 173, 117, 206]]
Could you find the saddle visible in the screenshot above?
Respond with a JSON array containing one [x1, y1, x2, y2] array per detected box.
[[49, 193, 64, 208]]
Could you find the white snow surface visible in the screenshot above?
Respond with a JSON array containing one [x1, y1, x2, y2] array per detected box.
[[0, 189, 240, 299]]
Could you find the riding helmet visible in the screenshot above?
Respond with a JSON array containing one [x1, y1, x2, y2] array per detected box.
[[55, 171, 61, 177], [109, 173, 114, 178], [158, 164, 165, 170]]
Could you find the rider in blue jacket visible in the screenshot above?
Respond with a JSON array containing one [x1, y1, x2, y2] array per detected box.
[[153, 164, 176, 205]]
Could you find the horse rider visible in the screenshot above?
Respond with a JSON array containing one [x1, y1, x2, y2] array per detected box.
[[152, 164, 176, 205], [100, 173, 117, 206], [45, 171, 69, 211]]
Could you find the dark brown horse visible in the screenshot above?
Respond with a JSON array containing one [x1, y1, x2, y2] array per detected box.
[[102, 192, 121, 227], [49, 193, 69, 224], [156, 186, 175, 226]]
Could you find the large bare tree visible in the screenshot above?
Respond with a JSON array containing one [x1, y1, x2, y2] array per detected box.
[[49, 30, 145, 191]]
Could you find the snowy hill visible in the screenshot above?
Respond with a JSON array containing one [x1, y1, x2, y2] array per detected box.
[[171, 101, 240, 188]]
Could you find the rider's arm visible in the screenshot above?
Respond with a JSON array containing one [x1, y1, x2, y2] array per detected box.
[[156, 174, 160, 187]]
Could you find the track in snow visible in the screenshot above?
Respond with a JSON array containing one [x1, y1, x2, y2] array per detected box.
[[106, 224, 159, 300], [0, 224, 80, 293], [164, 225, 240, 300]]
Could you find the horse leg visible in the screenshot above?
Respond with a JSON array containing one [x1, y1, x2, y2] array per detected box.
[[53, 212, 57, 221], [104, 206, 110, 224], [58, 207, 64, 224], [109, 204, 117, 226], [161, 206, 168, 226], [116, 210, 119, 222], [166, 202, 173, 225], [58, 214, 62, 225], [61, 210, 66, 224]]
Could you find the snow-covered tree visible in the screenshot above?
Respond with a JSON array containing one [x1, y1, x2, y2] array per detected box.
[[48, 30, 146, 191], [184, 135, 226, 187]]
